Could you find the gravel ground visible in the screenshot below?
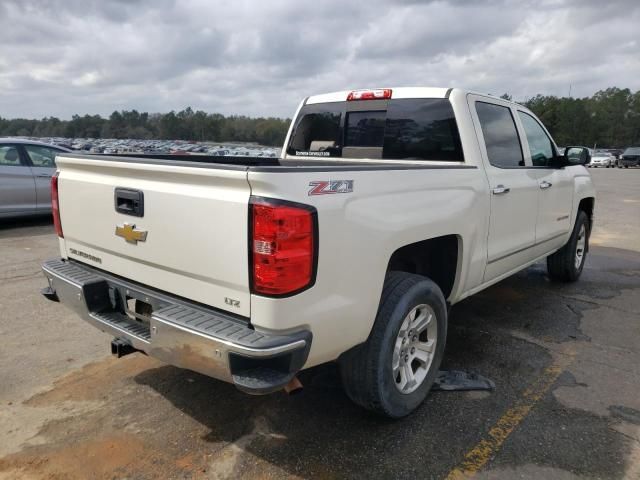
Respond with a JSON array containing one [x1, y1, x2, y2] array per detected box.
[[0, 168, 639, 479]]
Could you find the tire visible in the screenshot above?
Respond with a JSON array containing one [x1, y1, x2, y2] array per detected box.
[[547, 210, 590, 282], [339, 272, 447, 418]]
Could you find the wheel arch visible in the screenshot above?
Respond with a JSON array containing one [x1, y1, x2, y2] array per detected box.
[[385, 234, 462, 301], [578, 196, 595, 230]]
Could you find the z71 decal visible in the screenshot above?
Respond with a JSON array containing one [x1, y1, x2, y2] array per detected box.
[[308, 180, 354, 196]]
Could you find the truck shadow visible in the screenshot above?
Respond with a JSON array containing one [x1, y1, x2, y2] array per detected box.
[[0, 215, 53, 238], [133, 246, 639, 478]]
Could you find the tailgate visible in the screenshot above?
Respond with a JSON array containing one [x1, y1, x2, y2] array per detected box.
[[55, 155, 251, 317]]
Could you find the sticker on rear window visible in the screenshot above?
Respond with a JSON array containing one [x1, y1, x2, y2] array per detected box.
[[296, 150, 331, 157]]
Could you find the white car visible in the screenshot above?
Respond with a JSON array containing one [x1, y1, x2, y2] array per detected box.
[[41, 87, 595, 417], [589, 151, 615, 168]]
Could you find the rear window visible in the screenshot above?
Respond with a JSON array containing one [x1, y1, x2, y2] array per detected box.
[[287, 103, 342, 157], [346, 111, 386, 147], [287, 98, 463, 161]]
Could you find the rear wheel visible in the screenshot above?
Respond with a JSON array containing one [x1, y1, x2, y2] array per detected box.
[[339, 272, 447, 418], [547, 211, 590, 282]]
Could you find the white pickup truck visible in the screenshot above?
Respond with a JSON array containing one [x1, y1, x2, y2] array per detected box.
[[41, 87, 595, 417]]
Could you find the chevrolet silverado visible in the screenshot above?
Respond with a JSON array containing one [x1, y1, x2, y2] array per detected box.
[[41, 87, 595, 417]]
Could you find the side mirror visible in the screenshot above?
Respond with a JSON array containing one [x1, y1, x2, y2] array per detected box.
[[563, 146, 591, 166]]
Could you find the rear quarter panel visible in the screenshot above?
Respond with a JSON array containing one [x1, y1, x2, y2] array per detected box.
[[248, 166, 489, 367]]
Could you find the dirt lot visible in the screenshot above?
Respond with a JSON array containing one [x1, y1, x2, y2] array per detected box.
[[1, 169, 639, 480]]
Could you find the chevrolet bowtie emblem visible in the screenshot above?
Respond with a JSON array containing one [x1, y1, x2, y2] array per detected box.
[[115, 223, 148, 244]]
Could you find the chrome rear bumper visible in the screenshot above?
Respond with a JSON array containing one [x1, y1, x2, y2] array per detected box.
[[41, 258, 311, 394]]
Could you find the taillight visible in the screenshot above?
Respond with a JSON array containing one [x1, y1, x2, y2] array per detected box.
[[51, 172, 63, 238], [347, 89, 392, 101], [250, 197, 317, 296]]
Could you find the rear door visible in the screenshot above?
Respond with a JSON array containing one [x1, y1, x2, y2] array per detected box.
[[0, 143, 37, 215], [515, 110, 573, 249], [21, 144, 62, 211], [56, 155, 252, 317], [468, 96, 540, 282]]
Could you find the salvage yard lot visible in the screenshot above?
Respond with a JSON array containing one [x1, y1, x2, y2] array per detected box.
[[1, 169, 639, 480]]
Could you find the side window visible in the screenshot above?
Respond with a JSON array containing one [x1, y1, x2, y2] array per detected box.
[[517, 111, 555, 167], [475, 102, 524, 168], [0, 145, 24, 166], [23, 145, 60, 167]]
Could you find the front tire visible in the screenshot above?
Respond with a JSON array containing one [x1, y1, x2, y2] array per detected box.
[[547, 211, 590, 282], [339, 272, 447, 418]]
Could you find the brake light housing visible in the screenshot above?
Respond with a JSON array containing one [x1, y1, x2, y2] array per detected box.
[[51, 172, 63, 238], [250, 197, 318, 296], [347, 89, 392, 101]]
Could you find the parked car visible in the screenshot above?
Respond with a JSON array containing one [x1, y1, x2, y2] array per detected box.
[[619, 147, 640, 168], [589, 150, 616, 168], [0, 138, 71, 219], [606, 149, 624, 160], [40, 87, 595, 418]]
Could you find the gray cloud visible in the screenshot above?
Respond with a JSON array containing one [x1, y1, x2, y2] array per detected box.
[[0, 0, 638, 120]]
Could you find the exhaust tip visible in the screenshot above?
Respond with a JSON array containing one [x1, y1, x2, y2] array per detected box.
[[284, 376, 303, 395]]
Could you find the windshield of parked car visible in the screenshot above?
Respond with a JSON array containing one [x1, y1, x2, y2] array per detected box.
[[286, 98, 464, 161], [624, 147, 640, 155]]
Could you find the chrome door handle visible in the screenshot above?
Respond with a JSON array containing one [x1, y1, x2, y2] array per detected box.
[[36, 174, 52, 178], [492, 185, 510, 195], [539, 181, 553, 189]]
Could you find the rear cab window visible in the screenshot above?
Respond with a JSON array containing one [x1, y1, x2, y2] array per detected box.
[[286, 98, 464, 162]]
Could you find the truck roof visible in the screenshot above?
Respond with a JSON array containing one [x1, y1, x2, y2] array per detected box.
[[305, 87, 519, 106]]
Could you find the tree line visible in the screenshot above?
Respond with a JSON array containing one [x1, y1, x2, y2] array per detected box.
[[508, 87, 640, 148], [0, 107, 291, 147], [1, 87, 639, 148]]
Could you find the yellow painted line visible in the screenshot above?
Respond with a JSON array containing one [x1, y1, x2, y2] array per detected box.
[[445, 353, 575, 480]]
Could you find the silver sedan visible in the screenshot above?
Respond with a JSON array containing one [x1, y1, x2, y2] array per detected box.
[[0, 138, 71, 219]]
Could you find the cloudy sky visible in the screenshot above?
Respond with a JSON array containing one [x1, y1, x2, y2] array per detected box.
[[1, 0, 639, 119]]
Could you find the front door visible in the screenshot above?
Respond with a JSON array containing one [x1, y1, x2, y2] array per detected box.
[[515, 110, 574, 250], [469, 96, 540, 282]]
